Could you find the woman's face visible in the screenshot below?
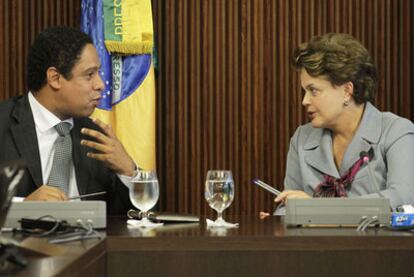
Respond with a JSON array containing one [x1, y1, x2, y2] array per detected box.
[[300, 69, 350, 129]]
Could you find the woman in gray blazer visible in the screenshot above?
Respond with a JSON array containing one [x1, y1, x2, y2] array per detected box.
[[275, 33, 414, 211]]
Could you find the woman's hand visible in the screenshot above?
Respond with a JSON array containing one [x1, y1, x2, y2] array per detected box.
[[259, 190, 311, 219], [274, 190, 311, 204]]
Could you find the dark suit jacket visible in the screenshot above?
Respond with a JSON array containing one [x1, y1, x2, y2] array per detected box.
[[0, 94, 133, 215]]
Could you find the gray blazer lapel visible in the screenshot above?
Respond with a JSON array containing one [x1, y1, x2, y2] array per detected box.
[[339, 102, 382, 174], [10, 95, 43, 187], [304, 128, 340, 179]]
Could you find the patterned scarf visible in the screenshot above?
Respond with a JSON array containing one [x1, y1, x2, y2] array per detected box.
[[313, 149, 373, 197]]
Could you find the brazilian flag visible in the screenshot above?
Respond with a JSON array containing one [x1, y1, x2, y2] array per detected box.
[[80, 0, 156, 169]]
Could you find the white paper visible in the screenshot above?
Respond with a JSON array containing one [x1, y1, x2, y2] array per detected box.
[[127, 219, 164, 229], [206, 218, 239, 228]]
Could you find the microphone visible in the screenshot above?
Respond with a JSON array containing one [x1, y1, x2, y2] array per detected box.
[[359, 148, 382, 196]]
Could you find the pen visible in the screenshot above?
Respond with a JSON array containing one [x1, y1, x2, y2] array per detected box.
[[252, 179, 281, 196], [68, 191, 106, 200]]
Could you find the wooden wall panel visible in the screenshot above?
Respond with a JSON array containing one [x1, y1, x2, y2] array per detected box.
[[153, 0, 414, 217], [0, 0, 80, 98], [1, 0, 413, 216]]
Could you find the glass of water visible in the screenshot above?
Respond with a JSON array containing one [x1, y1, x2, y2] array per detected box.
[[204, 170, 234, 225], [129, 170, 159, 225]]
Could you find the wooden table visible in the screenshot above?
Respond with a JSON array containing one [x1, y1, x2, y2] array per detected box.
[[105, 216, 414, 277], [4, 234, 106, 277], [6, 215, 414, 276]]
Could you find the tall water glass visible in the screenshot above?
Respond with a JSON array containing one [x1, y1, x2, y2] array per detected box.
[[129, 170, 159, 225], [204, 170, 234, 224]]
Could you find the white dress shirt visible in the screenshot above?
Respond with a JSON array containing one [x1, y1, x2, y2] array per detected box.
[[28, 92, 80, 198]]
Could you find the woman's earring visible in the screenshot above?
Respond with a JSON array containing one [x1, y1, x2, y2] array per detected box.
[[344, 100, 350, 107]]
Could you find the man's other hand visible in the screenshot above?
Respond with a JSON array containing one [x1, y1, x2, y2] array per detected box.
[[25, 185, 67, 201], [81, 117, 136, 176]]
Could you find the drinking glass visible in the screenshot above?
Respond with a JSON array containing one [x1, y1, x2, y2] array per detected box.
[[204, 170, 234, 224], [129, 170, 159, 225]]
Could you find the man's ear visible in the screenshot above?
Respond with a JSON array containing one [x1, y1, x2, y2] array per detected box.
[[46, 67, 61, 90], [343, 81, 354, 102]]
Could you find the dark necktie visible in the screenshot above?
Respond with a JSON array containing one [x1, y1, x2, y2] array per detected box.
[[47, 122, 72, 195]]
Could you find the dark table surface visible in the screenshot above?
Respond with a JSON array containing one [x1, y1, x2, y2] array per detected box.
[[4, 215, 414, 277], [104, 215, 414, 277], [105, 215, 414, 250]]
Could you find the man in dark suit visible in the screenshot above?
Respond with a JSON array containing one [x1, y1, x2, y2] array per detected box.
[[0, 26, 135, 214]]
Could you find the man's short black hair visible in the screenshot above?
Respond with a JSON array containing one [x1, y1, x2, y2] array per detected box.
[[27, 26, 93, 92]]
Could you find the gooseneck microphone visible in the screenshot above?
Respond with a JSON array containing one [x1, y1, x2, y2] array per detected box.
[[359, 148, 382, 196]]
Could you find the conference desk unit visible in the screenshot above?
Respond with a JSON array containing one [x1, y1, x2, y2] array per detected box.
[[8, 215, 414, 276]]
